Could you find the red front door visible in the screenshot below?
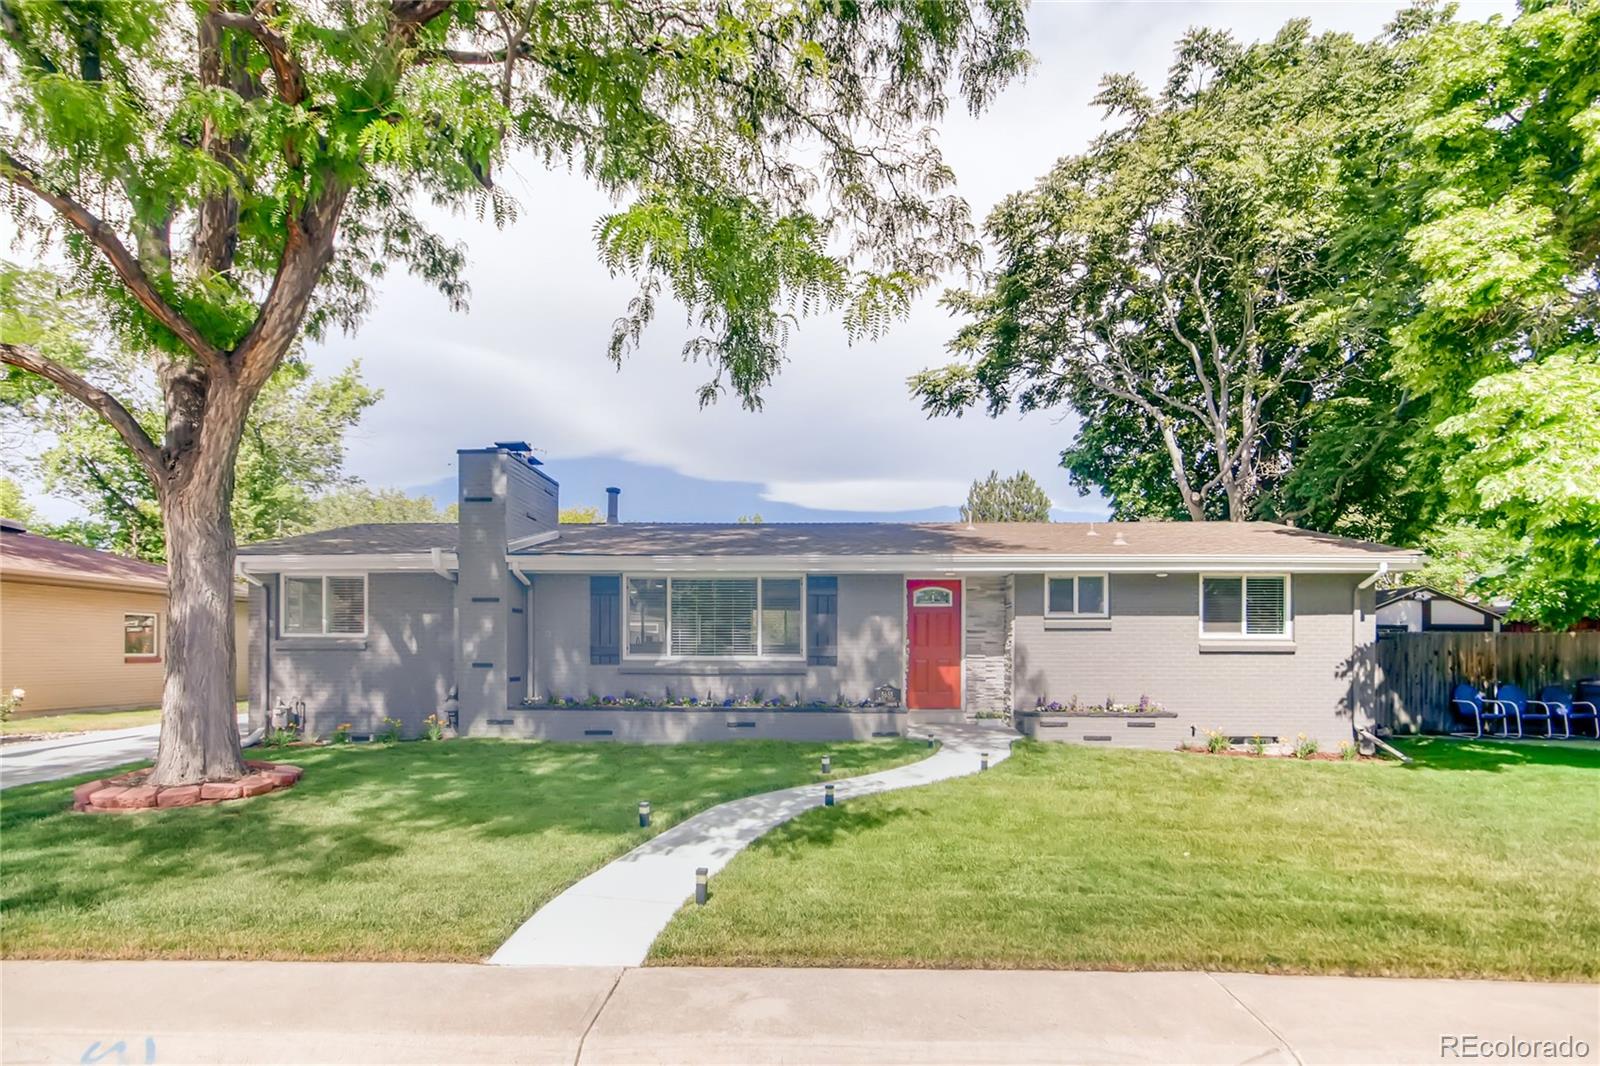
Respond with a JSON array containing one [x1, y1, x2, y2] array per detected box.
[[906, 580, 961, 710]]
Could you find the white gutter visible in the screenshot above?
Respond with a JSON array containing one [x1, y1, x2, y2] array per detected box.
[[430, 548, 457, 583], [234, 561, 265, 587], [508, 552, 1425, 576], [237, 551, 458, 574]]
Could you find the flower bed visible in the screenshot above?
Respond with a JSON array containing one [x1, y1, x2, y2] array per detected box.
[[72, 760, 302, 813], [524, 694, 900, 711], [1031, 695, 1167, 715]]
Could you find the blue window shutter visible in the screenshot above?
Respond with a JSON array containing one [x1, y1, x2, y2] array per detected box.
[[807, 576, 838, 666], [591, 576, 620, 664]]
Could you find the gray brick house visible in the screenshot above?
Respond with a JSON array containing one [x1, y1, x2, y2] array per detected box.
[[238, 442, 1422, 748]]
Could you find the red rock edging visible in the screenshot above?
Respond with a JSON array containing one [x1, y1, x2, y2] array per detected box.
[[73, 760, 303, 813]]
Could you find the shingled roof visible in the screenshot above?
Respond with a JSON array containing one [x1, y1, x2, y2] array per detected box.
[[2, 523, 171, 593], [240, 520, 1416, 564]]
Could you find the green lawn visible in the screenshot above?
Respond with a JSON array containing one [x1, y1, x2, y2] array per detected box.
[[650, 738, 1600, 981], [2, 707, 164, 737], [0, 737, 925, 961]]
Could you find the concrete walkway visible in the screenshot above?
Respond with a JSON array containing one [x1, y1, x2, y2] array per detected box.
[[491, 721, 1016, 967], [4, 961, 1594, 1064]]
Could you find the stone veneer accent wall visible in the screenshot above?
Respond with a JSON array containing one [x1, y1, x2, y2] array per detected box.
[[964, 574, 1013, 712]]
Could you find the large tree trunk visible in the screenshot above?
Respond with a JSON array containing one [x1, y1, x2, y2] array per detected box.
[[149, 399, 249, 787]]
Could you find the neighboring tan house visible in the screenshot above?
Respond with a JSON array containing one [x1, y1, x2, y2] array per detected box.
[[237, 442, 1424, 749], [0, 518, 247, 713], [1375, 585, 1504, 636]]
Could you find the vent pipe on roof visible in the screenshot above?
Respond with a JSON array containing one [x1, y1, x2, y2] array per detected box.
[[606, 487, 620, 524]]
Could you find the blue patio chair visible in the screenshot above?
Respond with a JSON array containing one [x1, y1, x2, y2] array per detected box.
[[1494, 683, 1543, 738], [1532, 686, 1600, 739], [1451, 683, 1512, 738]]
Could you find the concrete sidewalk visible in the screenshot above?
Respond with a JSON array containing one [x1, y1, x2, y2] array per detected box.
[[3, 961, 1594, 1064], [491, 722, 1016, 967]]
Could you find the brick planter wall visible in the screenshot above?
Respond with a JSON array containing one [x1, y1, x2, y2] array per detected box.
[[1015, 711, 1188, 751], [73, 761, 302, 813]]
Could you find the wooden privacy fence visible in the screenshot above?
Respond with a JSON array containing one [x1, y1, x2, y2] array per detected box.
[[1372, 632, 1600, 734]]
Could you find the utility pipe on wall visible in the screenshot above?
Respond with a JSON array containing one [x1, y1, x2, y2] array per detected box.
[[1353, 562, 1390, 734]]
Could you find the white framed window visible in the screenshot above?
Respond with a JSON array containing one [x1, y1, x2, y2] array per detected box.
[[280, 574, 367, 637], [1045, 573, 1108, 618], [1199, 574, 1291, 638], [911, 586, 955, 608], [624, 575, 805, 661], [124, 612, 159, 660]]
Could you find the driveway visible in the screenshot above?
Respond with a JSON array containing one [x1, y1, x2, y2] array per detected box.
[[2, 961, 1594, 1064], [0, 718, 248, 789]]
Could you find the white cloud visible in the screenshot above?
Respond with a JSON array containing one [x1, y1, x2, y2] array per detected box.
[[304, 1, 1510, 514]]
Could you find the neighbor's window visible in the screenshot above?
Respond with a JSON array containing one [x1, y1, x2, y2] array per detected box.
[[626, 576, 805, 660], [1045, 573, 1108, 617], [281, 575, 366, 637], [1201, 575, 1289, 637], [124, 612, 158, 659], [626, 577, 667, 656]]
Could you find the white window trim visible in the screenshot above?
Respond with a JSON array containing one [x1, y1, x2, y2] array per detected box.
[[278, 573, 369, 638], [1197, 573, 1293, 640], [1044, 572, 1110, 618], [622, 573, 807, 663], [123, 610, 160, 660]]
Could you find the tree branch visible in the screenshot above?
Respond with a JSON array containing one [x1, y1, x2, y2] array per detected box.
[[211, 8, 305, 104], [417, 41, 533, 65], [1, 151, 225, 365], [1, 342, 165, 482]]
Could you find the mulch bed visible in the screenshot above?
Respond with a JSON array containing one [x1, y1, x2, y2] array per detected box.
[[72, 761, 303, 813]]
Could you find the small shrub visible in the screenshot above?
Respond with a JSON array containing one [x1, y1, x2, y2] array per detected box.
[[0, 687, 24, 723], [1205, 728, 1229, 754], [1248, 734, 1266, 756], [376, 716, 403, 745], [1293, 733, 1319, 759], [423, 714, 446, 741], [266, 723, 300, 748], [330, 723, 353, 745], [1339, 740, 1359, 761]]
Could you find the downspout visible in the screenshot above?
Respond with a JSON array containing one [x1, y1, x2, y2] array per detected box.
[[235, 563, 268, 748], [1353, 563, 1389, 740], [509, 565, 533, 701], [431, 548, 457, 583]]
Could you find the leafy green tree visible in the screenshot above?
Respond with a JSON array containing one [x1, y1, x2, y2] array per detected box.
[[3, 265, 378, 560], [558, 506, 600, 524], [960, 470, 1052, 523], [1285, 2, 1600, 625], [0, 476, 39, 526], [0, 1, 1026, 783], [303, 487, 457, 533], [915, 23, 1394, 521], [736, 513, 765, 524]]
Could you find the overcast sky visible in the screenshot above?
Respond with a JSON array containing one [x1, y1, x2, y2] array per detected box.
[[17, 1, 1508, 526]]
